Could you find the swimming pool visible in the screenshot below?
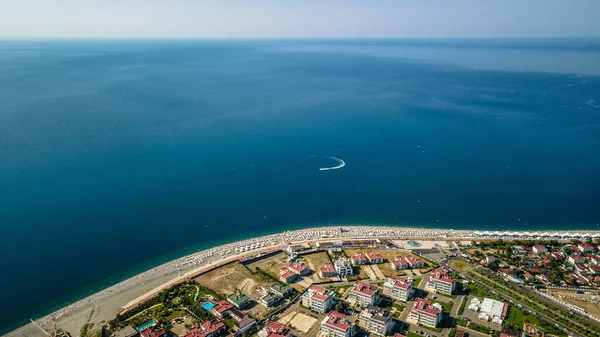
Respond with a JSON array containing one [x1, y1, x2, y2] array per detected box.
[[137, 319, 156, 331], [202, 302, 215, 311]]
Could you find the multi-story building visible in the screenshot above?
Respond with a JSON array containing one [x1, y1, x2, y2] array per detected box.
[[390, 256, 409, 270], [348, 281, 379, 306], [579, 243, 595, 253], [382, 275, 413, 302], [409, 298, 442, 328], [404, 255, 425, 269], [351, 252, 368, 266], [569, 255, 586, 265], [302, 284, 335, 313], [199, 320, 226, 337], [335, 258, 354, 276], [320, 263, 337, 278], [427, 268, 456, 295], [320, 311, 354, 337], [366, 252, 384, 264], [260, 293, 280, 307], [533, 245, 548, 254], [358, 305, 393, 336]]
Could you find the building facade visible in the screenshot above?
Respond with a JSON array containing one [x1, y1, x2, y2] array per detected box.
[[348, 281, 379, 306], [382, 275, 413, 302], [302, 284, 335, 313]]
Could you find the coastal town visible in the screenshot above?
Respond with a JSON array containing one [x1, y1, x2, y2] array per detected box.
[[11, 227, 600, 337]]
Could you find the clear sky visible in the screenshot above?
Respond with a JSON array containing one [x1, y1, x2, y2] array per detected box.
[[1, 0, 600, 39]]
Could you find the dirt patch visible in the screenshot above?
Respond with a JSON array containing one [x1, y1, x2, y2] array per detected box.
[[449, 259, 474, 273], [246, 252, 289, 278], [170, 316, 194, 337], [344, 249, 421, 277], [288, 312, 318, 333], [547, 289, 600, 317], [301, 252, 334, 281]]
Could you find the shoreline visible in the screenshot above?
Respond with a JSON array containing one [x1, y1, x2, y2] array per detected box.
[[4, 225, 600, 337]]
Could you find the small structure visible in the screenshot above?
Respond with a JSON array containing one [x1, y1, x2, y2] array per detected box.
[[334, 258, 354, 276], [271, 284, 294, 298], [260, 293, 280, 307], [485, 256, 496, 264], [578, 243, 595, 253], [228, 293, 251, 309], [320, 311, 354, 337], [348, 281, 380, 306], [469, 297, 508, 325]]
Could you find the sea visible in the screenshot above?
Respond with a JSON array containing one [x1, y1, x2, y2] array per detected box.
[[1, 38, 600, 334]]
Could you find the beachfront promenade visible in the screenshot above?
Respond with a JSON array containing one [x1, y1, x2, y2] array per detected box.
[[5, 225, 600, 337]]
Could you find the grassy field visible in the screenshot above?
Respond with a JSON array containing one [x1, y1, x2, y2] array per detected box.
[[301, 251, 335, 281], [246, 252, 289, 278], [448, 259, 474, 273]]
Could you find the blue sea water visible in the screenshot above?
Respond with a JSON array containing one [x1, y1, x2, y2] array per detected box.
[[1, 38, 600, 334]]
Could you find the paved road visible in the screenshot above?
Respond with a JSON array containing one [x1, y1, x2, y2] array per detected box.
[[442, 258, 588, 337]]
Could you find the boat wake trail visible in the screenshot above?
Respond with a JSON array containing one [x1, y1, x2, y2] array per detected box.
[[319, 157, 346, 171]]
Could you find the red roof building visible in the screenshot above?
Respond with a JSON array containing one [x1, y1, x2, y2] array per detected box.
[[366, 252, 384, 264], [319, 263, 337, 278], [427, 268, 456, 295], [280, 268, 298, 283], [390, 256, 409, 270], [348, 281, 380, 306], [320, 311, 354, 337], [404, 255, 425, 268], [288, 261, 310, 275], [409, 298, 441, 328], [351, 252, 368, 265], [185, 328, 207, 337], [140, 328, 167, 337], [200, 320, 226, 337]]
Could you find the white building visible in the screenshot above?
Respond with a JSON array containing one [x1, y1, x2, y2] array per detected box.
[[382, 275, 413, 302], [427, 268, 457, 295], [302, 285, 335, 313], [348, 281, 380, 306], [335, 258, 354, 276], [409, 298, 442, 328], [321, 311, 354, 337]]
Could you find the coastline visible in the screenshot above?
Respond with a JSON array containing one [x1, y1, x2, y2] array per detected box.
[[4, 225, 600, 337]]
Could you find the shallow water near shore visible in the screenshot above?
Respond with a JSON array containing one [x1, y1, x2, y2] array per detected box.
[[1, 39, 600, 334]]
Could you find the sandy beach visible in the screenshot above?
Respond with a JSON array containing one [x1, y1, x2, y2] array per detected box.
[[4, 225, 600, 337]]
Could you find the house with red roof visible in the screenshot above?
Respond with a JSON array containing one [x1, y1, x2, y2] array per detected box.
[[348, 281, 380, 306], [390, 256, 409, 270], [409, 298, 442, 328], [288, 261, 310, 275], [320, 263, 337, 278], [200, 320, 226, 337], [185, 328, 207, 337], [140, 328, 167, 337], [404, 255, 425, 269], [211, 300, 234, 319], [427, 268, 457, 295], [320, 311, 354, 337], [260, 321, 293, 337], [366, 252, 384, 264], [533, 245, 548, 254], [569, 255, 586, 265], [280, 268, 298, 283], [351, 252, 368, 266]]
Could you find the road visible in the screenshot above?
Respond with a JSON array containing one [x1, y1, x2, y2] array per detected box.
[[442, 258, 589, 337]]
